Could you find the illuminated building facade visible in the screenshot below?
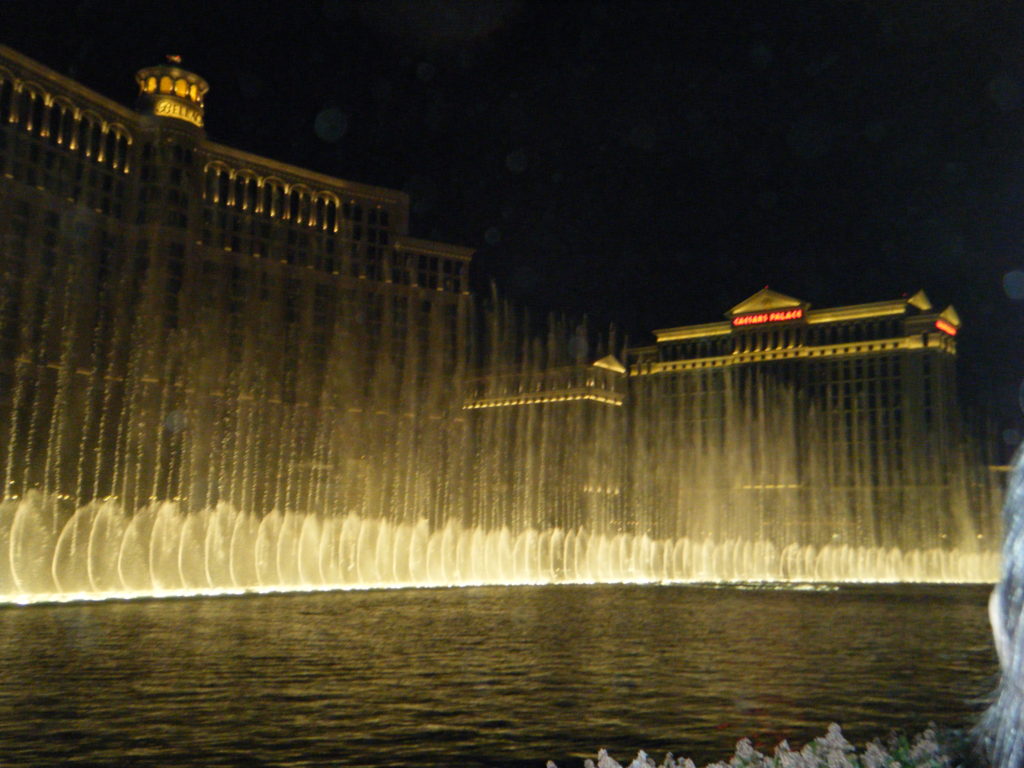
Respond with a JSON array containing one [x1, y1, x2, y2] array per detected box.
[[0, 45, 472, 360], [0, 46, 472, 509], [630, 286, 958, 448], [0, 46, 990, 553], [626, 288, 970, 546], [630, 286, 960, 441]]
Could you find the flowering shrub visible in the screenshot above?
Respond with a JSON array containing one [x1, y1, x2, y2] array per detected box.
[[547, 724, 959, 768]]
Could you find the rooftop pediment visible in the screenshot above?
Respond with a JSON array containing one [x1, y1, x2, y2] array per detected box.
[[939, 305, 961, 327], [592, 355, 627, 374], [727, 288, 806, 318], [906, 290, 932, 311]]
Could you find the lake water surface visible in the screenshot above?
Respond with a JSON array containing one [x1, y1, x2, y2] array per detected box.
[[0, 584, 998, 767]]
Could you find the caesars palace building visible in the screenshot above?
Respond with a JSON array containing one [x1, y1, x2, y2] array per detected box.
[[0, 45, 966, 519], [629, 286, 960, 451], [625, 287, 965, 541]]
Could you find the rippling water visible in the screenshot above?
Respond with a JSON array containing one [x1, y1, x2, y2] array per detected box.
[[0, 584, 997, 767]]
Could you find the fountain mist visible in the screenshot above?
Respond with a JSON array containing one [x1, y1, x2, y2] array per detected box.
[[0, 247, 1001, 603]]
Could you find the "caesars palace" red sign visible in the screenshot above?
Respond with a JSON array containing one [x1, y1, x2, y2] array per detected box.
[[731, 308, 804, 327]]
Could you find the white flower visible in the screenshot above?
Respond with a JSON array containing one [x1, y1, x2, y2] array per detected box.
[[776, 740, 808, 768], [826, 751, 854, 768], [909, 728, 948, 768], [823, 724, 855, 754], [597, 748, 624, 768], [863, 741, 892, 768], [557, 724, 955, 768]]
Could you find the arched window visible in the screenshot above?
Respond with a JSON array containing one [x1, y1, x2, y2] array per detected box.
[[30, 95, 44, 135], [117, 134, 131, 172], [109, 130, 123, 169], [91, 120, 104, 159], [217, 171, 230, 206], [16, 87, 42, 133], [175, 79, 188, 98], [301, 194, 313, 226], [146, 76, 157, 93], [325, 199, 337, 232], [288, 189, 300, 221], [15, 88, 33, 130], [261, 183, 273, 215], [80, 118, 98, 157], [246, 178, 258, 211], [103, 129, 116, 166], [159, 76, 173, 94], [69, 117, 84, 152], [269, 184, 279, 217], [234, 175, 246, 208], [45, 103, 61, 145], [268, 183, 283, 217], [205, 167, 218, 201], [0, 78, 12, 123], [57, 104, 75, 145]]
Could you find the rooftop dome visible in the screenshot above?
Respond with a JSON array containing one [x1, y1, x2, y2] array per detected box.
[[135, 55, 209, 129]]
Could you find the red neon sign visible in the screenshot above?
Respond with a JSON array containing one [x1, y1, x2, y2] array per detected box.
[[732, 308, 804, 327], [935, 319, 957, 336]]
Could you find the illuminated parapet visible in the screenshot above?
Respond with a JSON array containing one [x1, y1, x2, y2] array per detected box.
[[135, 56, 209, 130], [464, 356, 627, 410]]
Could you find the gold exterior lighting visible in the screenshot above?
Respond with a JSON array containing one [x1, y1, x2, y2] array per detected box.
[[135, 56, 209, 130]]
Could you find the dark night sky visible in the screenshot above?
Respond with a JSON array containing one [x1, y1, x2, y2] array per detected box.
[[3, 0, 1024, 436]]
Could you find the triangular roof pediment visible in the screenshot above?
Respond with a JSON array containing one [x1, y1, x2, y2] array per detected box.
[[592, 354, 626, 374], [727, 288, 806, 317], [939, 305, 960, 326], [906, 290, 932, 311]]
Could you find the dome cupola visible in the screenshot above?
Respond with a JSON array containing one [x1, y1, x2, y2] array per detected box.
[[135, 55, 208, 130]]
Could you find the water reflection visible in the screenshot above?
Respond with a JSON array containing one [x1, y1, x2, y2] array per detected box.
[[0, 585, 997, 767]]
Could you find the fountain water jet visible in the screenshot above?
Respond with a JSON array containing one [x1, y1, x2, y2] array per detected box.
[[0, 270, 1003, 602]]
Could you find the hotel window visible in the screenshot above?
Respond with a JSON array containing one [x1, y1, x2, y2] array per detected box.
[[325, 200, 337, 231], [262, 183, 282, 217], [0, 78, 12, 123], [234, 176, 247, 209], [44, 106, 60, 146], [216, 171, 229, 205], [102, 130, 116, 166], [243, 177, 257, 211], [20, 89, 39, 132]]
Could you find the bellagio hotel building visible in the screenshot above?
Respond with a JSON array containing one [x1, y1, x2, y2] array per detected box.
[[0, 45, 472, 360], [0, 46, 472, 507]]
